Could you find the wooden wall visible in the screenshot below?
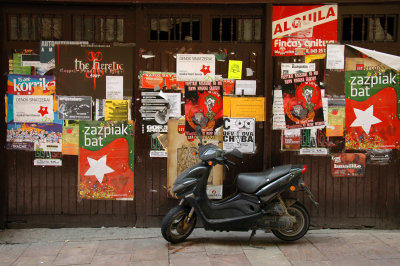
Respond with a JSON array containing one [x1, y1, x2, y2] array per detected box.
[[1, 2, 400, 229]]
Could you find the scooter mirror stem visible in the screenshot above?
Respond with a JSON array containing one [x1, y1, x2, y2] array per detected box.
[[196, 126, 203, 146]]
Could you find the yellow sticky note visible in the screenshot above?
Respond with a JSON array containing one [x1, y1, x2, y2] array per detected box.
[[305, 54, 326, 63], [230, 97, 265, 121], [228, 60, 243, 80], [223, 96, 231, 117]]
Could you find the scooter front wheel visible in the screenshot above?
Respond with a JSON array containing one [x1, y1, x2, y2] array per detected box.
[[271, 202, 310, 241], [161, 205, 196, 244]]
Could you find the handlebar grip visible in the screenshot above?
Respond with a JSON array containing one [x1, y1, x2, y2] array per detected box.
[[226, 159, 236, 166]]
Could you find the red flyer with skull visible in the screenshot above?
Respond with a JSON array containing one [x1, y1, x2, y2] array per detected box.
[[281, 71, 325, 129], [185, 81, 223, 136]]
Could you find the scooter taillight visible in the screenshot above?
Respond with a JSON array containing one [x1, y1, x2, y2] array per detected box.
[[302, 165, 308, 174]]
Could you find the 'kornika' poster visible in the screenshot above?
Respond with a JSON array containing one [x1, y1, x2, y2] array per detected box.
[[345, 68, 400, 149], [185, 81, 223, 136], [272, 4, 337, 56], [79, 120, 134, 199], [55, 45, 133, 98], [281, 71, 325, 129]]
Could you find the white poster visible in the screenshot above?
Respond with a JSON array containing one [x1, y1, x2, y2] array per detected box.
[[326, 44, 345, 70], [106, 76, 124, 99], [223, 118, 255, 153], [235, 80, 256, 95], [281, 63, 315, 75], [176, 54, 215, 81], [272, 90, 286, 130], [13, 95, 54, 123]]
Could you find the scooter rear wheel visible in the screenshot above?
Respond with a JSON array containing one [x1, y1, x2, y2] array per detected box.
[[271, 202, 310, 241], [161, 205, 196, 244]]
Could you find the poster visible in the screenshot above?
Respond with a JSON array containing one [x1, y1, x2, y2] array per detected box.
[[167, 118, 223, 199], [272, 90, 286, 130], [230, 97, 266, 121], [176, 54, 215, 81], [345, 63, 400, 149], [79, 120, 134, 199], [139, 71, 184, 90], [13, 95, 54, 123], [140, 91, 181, 134], [33, 151, 62, 166], [223, 80, 235, 95], [281, 129, 301, 151], [228, 60, 243, 80], [327, 97, 345, 137], [235, 80, 256, 95], [326, 44, 345, 70], [55, 45, 133, 98], [150, 135, 168, 158], [104, 100, 129, 121], [6, 122, 62, 152], [281, 71, 324, 129], [366, 149, 391, 165], [300, 128, 328, 155], [62, 120, 79, 155], [272, 4, 337, 56], [106, 76, 123, 99], [281, 63, 315, 75], [331, 153, 366, 177], [58, 96, 92, 120], [185, 81, 223, 136], [223, 118, 255, 153]]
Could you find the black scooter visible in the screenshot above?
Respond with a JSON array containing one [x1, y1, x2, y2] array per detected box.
[[161, 127, 318, 244]]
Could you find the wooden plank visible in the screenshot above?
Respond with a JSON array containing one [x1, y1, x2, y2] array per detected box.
[[7, 151, 17, 216]]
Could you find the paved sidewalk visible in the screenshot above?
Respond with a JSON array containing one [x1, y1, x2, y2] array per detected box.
[[1, 228, 400, 265]]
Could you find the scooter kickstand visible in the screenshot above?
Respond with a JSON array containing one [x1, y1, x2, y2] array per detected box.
[[248, 229, 266, 249]]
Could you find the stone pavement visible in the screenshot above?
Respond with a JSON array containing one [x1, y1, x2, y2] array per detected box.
[[1, 227, 400, 266]]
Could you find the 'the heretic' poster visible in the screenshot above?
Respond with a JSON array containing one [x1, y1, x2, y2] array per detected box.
[[272, 5, 337, 56], [55, 45, 133, 98], [79, 121, 134, 199]]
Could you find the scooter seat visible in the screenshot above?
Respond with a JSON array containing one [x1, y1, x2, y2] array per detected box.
[[236, 164, 293, 194]]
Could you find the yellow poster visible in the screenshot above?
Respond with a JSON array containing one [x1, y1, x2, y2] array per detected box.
[[105, 100, 129, 121], [230, 97, 265, 121], [228, 60, 243, 79], [223, 96, 231, 117]]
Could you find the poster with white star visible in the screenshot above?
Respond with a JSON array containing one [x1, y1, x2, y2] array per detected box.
[[79, 120, 134, 199], [176, 54, 215, 81], [345, 67, 400, 149], [13, 95, 54, 123]]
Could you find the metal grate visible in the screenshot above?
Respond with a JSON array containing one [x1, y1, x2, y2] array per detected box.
[[8, 14, 62, 41], [212, 16, 262, 42], [150, 16, 200, 41], [73, 16, 125, 42], [342, 14, 397, 42]]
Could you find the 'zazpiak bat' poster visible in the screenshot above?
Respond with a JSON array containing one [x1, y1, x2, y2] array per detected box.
[[345, 67, 400, 150], [55, 45, 133, 99], [79, 120, 134, 199]]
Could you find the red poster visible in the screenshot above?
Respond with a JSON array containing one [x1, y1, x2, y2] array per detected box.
[[139, 71, 184, 90], [272, 5, 337, 56], [331, 153, 366, 177]]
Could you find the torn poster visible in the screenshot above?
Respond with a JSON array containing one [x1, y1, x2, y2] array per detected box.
[[281, 129, 301, 151], [79, 120, 134, 199], [139, 71, 184, 90], [62, 120, 79, 155], [223, 118, 255, 154], [326, 97, 345, 137], [281, 71, 325, 129], [185, 81, 223, 136], [300, 128, 328, 155], [33, 151, 62, 167], [272, 4, 337, 56], [167, 118, 223, 199], [331, 153, 366, 177]]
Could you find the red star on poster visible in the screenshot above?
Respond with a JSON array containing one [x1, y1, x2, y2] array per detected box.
[[38, 106, 49, 116], [200, 65, 211, 75]]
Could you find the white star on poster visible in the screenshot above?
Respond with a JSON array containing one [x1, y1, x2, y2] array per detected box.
[[350, 105, 382, 134], [84, 155, 114, 183]]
